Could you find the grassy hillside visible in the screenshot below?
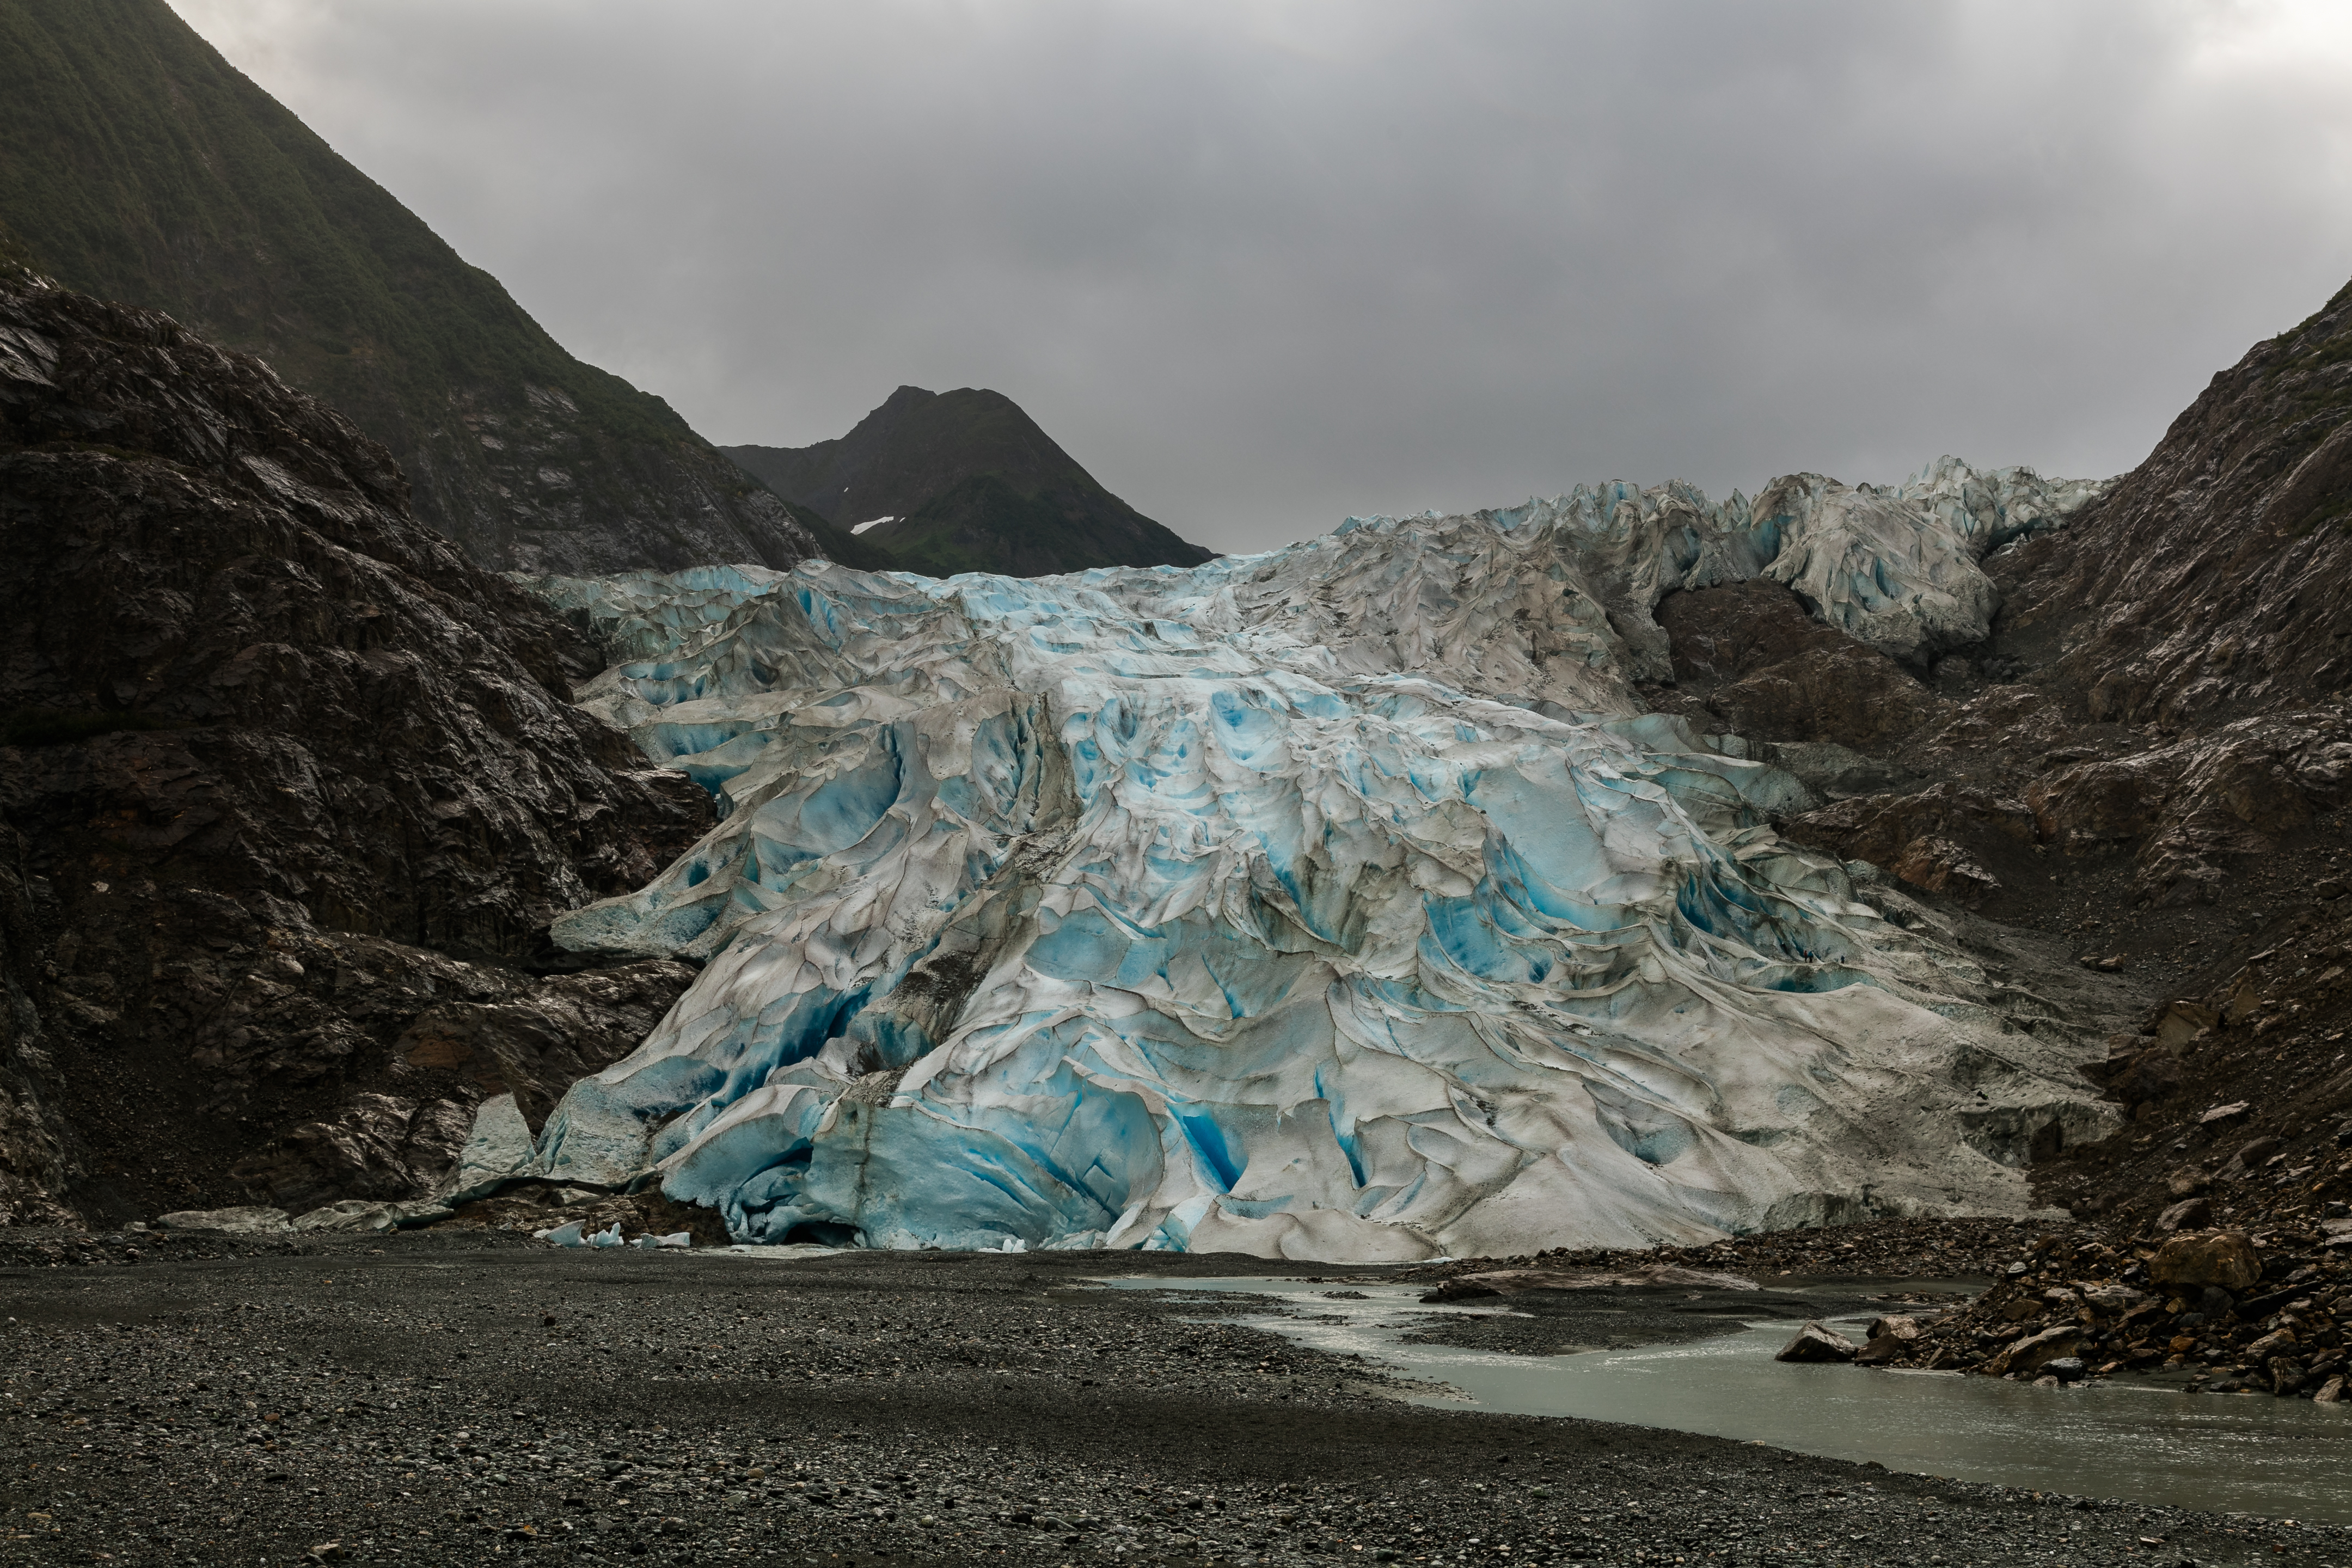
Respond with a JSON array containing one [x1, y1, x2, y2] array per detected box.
[[0, 0, 886, 574], [727, 385, 1212, 578]]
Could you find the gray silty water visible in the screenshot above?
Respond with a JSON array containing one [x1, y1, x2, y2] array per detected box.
[[1107, 1276, 2352, 1524]]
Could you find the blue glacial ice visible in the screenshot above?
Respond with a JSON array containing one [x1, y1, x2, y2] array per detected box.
[[501, 463, 2113, 1259]]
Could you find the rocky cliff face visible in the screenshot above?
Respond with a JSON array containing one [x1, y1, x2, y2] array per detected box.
[[0, 0, 880, 578], [388, 380, 856, 579], [2000, 278, 2352, 727], [0, 266, 713, 1223], [726, 385, 1215, 577], [1625, 275, 2352, 1238]]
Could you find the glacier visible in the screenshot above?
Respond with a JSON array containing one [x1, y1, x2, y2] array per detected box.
[[479, 457, 2114, 1259]]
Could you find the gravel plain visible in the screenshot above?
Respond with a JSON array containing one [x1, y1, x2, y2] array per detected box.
[[1, 1232, 2347, 1567]]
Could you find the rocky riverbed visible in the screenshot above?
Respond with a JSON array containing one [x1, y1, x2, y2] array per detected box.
[[1855, 1226, 2352, 1394], [1413, 1207, 2352, 1401], [1406, 1214, 2071, 1285], [2, 1233, 2348, 1566]]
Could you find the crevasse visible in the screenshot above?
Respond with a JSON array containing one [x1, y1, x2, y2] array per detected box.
[[486, 462, 2110, 1258]]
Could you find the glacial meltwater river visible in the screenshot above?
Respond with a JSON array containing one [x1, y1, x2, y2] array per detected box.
[[1101, 1277, 2352, 1524]]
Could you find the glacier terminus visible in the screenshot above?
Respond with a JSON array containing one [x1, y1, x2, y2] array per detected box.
[[454, 458, 2118, 1259]]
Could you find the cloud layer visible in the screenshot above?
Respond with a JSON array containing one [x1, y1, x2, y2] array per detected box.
[[171, 0, 2352, 554]]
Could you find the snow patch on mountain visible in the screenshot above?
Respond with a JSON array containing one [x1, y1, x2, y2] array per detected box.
[[501, 461, 2113, 1258]]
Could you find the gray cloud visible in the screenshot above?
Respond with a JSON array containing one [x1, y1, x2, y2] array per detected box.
[[172, 0, 2352, 553]]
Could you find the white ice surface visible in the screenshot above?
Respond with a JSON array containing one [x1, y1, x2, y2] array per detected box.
[[508, 464, 2112, 1259]]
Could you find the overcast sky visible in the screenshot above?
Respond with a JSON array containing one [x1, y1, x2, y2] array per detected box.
[[171, 1, 2352, 553]]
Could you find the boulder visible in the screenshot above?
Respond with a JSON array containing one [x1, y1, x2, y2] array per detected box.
[[2225, 969, 2270, 1025], [1853, 1314, 1921, 1367], [2105, 1049, 2185, 1107], [2165, 1167, 2212, 1199], [229, 1094, 474, 1217], [2026, 756, 2173, 854], [291, 1200, 396, 1234], [2246, 1328, 2299, 1362], [1780, 783, 2033, 882], [2155, 1198, 2214, 1233], [2224, 1137, 2283, 1177], [2150, 1232, 2262, 1291], [1983, 1325, 2084, 1379], [2154, 1002, 2220, 1051], [1888, 836, 2001, 903], [1654, 581, 1947, 750], [289, 1198, 450, 1233], [153, 1205, 291, 1235], [2041, 1357, 2088, 1382], [1775, 1322, 1859, 1364], [441, 1093, 540, 1204]]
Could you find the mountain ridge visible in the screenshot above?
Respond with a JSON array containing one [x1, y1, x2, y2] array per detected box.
[[0, 0, 888, 575]]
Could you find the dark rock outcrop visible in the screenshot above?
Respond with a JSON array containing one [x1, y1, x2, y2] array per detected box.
[[1904, 277, 2352, 906], [1775, 1322, 1858, 1363], [1654, 580, 1947, 751], [1780, 783, 2036, 906], [2150, 1230, 2263, 1291], [0, 266, 707, 1222], [1997, 279, 2352, 729], [220, 936, 692, 1215], [727, 385, 1216, 578], [1981, 1322, 2084, 1379], [2023, 714, 2352, 904]]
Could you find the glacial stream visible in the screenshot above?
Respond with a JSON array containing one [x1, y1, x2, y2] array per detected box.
[[1104, 1277, 2352, 1524]]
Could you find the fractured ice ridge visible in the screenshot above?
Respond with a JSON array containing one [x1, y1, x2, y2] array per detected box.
[[1445, 455, 2106, 675], [502, 470, 2111, 1259], [522, 457, 2104, 681]]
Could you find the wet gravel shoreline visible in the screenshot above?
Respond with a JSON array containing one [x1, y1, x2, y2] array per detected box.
[[1, 1234, 2347, 1566]]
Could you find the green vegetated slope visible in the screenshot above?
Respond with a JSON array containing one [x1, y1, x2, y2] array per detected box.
[[726, 385, 1214, 578], [0, 0, 885, 574]]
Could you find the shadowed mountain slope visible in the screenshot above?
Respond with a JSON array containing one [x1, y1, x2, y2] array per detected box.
[[0, 0, 886, 575], [0, 262, 712, 1224]]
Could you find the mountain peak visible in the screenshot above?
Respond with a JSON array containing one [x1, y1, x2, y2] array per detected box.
[[725, 387, 1215, 577]]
